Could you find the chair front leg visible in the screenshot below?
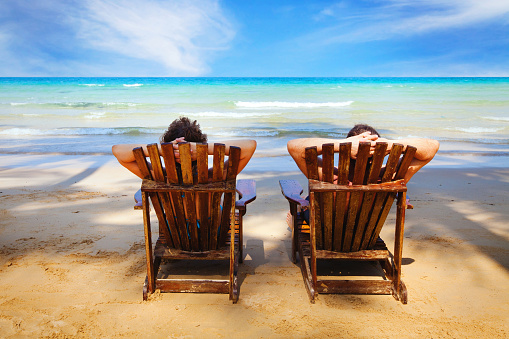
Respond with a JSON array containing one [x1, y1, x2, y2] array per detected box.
[[142, 192, 155, 298]]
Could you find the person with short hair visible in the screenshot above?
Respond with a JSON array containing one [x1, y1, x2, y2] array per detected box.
[[112, 116, 256, 180], [287, 123, 439, 183]]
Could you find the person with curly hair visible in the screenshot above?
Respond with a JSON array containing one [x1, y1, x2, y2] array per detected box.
[[112, 116, 256, 179]]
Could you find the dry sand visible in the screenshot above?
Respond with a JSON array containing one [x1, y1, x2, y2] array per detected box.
[[0, 154, 508, 338]]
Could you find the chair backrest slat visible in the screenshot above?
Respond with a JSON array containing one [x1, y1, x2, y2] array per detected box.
[[196, 144, 209, 249], [133, 147, 152, 180], [212, 143, 225, 182], [367, 142, 388, 184], [178, 143, 193, 185], [321, 144, 335, 250], [395, 145, 417, 180], [338, 143, 351, 185], [382, 144, 404, 182], [210, 144, 225, 249], [196, 144, 209, 184], [147, 144, 164, 181], [352, 142, 371, 185], [307, 141, 413, 252], [226, 146, 240, 180], [322, 144, 335, 183], [160, 143, 179, 184], [305, 146, 319, 180]]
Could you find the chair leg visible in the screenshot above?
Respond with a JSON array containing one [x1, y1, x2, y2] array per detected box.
[[143, 276, 149, 301], [231, 251, 239, 304], [290, 204, 298, 264], [291, 216, 298, 264], [229, 204, 239, 303], [301, 255, 316, 303], [142, 192, 156, 298], [392, 280, 408, 304]]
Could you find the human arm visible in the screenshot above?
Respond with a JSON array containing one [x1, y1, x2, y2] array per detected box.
[[111, 143, 152, 179], [377, 137, 440, 182], [210, 139, 257, 174]]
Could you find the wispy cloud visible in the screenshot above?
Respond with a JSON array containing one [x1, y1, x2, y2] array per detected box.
[[0, 0, 235, 76], [311, 0, 509, 44]]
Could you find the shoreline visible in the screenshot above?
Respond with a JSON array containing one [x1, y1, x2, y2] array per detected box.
[[0, 153, 508, 337]]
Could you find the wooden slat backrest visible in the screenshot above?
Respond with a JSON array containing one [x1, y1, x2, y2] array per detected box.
[[135, 143, 239, 252], [306, 141, 414, 252]]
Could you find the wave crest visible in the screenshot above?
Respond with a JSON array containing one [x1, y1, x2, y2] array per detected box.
[[235, 101, 353, 108]]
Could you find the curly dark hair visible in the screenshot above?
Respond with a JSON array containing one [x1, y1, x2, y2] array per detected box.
[[347, 124, 381, 138], [160, 117, 207, 143]]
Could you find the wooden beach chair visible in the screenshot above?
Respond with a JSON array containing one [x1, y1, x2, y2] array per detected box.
[[133, 142, 256, 303], [280, 141, 416, 304]]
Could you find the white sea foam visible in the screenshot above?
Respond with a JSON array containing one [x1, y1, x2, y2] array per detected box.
[[208, 129, 279, 137], [102, 102, 138, 107], [84, 112, 106, 119], [235, 101, 353, 108], [482, 116, 509, 122], [123, 83, 143, 87], [452, 127, 503, 133], [195, 111, 277, 118], [10, 103, 28, 106], [0, 128, 50, 136], [82, 84, 105, 87]]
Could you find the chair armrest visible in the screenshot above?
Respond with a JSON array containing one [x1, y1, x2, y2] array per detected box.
[[135, 180, 257, 210], [134, 188, 142, 210], [279, 180, 309, 207], [236, 179, 256, 208]]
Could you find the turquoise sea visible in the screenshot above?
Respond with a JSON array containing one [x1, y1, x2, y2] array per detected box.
[[1, 77, 508, 168]]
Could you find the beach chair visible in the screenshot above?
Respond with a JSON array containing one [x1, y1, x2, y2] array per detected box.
[[280, 141, 416, 304], [133, 142, 256, 303]]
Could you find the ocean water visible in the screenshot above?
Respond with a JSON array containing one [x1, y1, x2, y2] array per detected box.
[[1, 77, 508, 167]]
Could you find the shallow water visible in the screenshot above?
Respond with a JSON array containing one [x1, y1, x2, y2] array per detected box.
[[1, 77, 508, 167]]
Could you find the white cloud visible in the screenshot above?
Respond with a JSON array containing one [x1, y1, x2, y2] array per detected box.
[[313, 0, 509, 44], [75, 0, 235, 75], [76, 0, 235, 75], [0, 0, 235, 76]]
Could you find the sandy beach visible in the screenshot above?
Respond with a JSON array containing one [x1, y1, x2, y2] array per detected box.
[[0, 153, 508, 338]]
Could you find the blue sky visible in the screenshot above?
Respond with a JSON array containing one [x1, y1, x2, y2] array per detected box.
[[1, 0, 509, 77]]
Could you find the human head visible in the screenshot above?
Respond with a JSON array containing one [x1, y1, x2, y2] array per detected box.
[[160, 117, 207, 143], [347, 124, 381, 138]]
